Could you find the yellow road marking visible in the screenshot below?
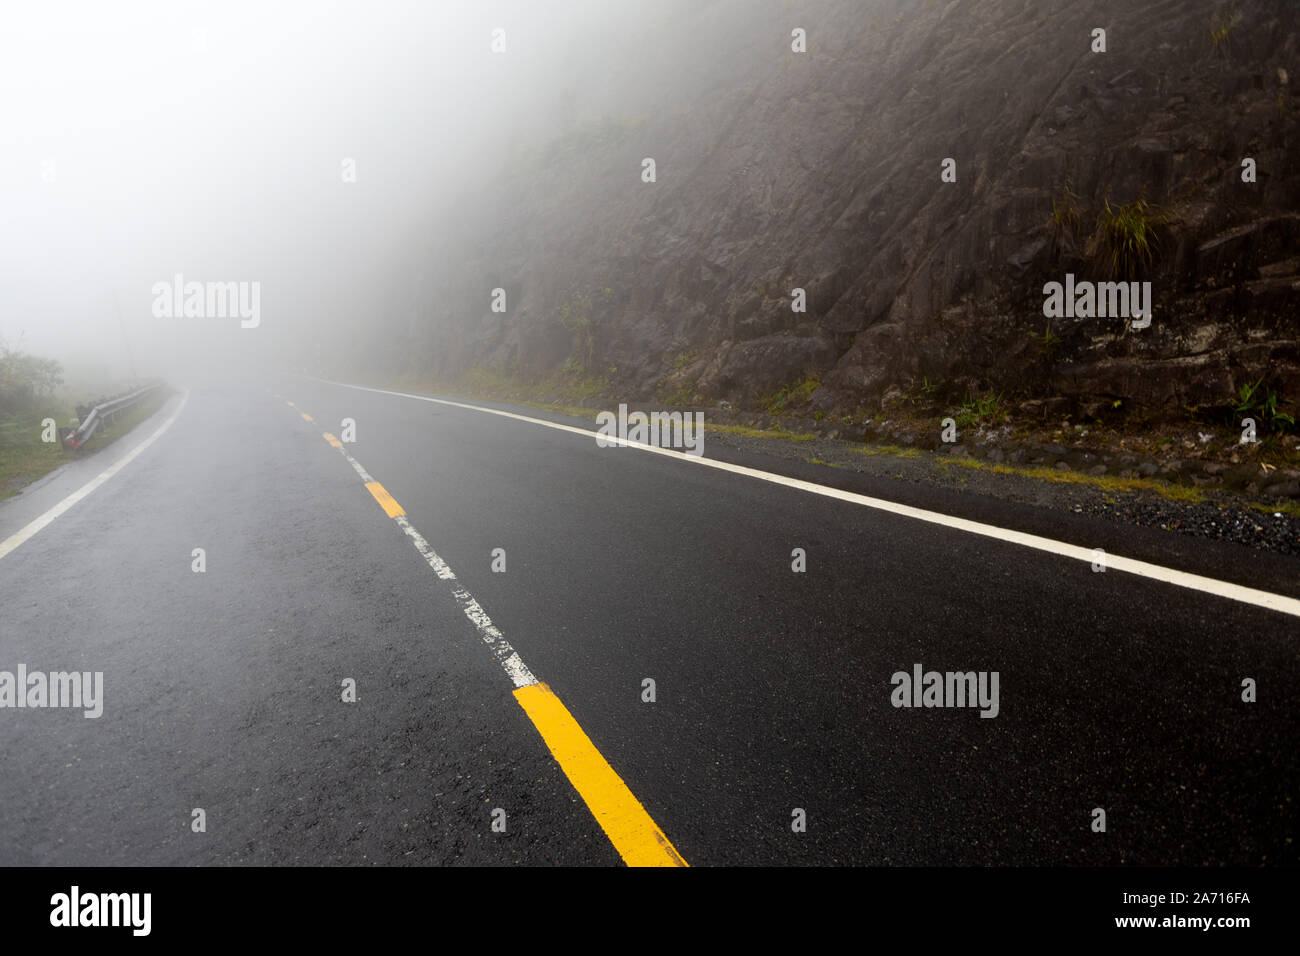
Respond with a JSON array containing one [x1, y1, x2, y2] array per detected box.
[[322, 423, 689, 865], [301, 412, 313, 422], [364, 481, 405, 517], [513, 682, 688, 867]]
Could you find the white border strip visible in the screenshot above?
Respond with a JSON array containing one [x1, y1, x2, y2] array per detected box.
[[313, 379, 1300, 620], [0, 390, 190, 561]]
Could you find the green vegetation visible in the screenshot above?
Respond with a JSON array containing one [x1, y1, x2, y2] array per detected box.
[[760, 377, 820, 414], [936, 456, 1207, 504], [703, 422, 816, 442], [660, 381, 695, 406], [554, 287, 614, 370], [0, 410, 70, 500], [853, 444, 922, 459], [1248, 499, 1300, 519], [0, 341, 67, 499], [953, 390, 1008, 430], [416, 368, 602, 421], [1210, 10, 1238, 54], [656, 349, 701, 405], [455, 362, 614, 405], [1049, 182, 1082, 241], [0, 341, 168, 501], [1232, 379, 1296, 434], [1087, 197, 1166, 277], [0, 340, 62, 417], [906, 375, 942, 405], [1027, 321, 1062, 354]]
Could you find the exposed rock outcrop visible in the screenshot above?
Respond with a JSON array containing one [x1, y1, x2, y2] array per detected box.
[[376, 0, 1299, 423]]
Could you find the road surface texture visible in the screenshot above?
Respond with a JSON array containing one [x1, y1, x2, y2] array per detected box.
[[1, 375, 1296, 866]]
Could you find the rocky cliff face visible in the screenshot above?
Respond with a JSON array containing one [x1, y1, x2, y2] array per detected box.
[[381, 0, 1299, 423]]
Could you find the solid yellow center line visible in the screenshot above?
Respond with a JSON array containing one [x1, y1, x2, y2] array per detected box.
[[513, 682, 688, 867], [301, 398, 688, 866], [364, 481, 405, 517]]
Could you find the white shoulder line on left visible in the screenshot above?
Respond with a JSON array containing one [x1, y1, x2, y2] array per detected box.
[[310, 378, 1300, 620], [0, 390, 191, 562]]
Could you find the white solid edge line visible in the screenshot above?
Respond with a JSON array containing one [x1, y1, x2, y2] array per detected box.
[[312, 378, 1300, 620], [0, 389, 191, 562]]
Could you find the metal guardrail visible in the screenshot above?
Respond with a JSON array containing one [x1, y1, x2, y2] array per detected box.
[[62, 382, 164, 450]]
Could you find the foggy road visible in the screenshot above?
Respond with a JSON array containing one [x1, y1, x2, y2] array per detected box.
[[1, 378, 1296, 866]]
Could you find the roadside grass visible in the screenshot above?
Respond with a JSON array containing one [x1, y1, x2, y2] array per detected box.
[[526, 401, 601, 420], [703, 422, 816, 442], [853, 443, 922, 459], [455, 364, 613, 404], [935, 455, 1206, 503], [0, 390, 168, 501], [1247, 499, 1300, 519], [802, 435, 1297, 516], [0, 408, 73, 500]]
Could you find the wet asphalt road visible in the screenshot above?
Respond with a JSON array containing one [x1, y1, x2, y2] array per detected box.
[[0, 374, 1296, 866]]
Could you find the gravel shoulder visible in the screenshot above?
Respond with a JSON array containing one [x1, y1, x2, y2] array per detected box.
[[704, 426, 1300, 557]]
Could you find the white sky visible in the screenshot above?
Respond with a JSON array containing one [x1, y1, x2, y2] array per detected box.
[[0, 0, 658, 386]]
